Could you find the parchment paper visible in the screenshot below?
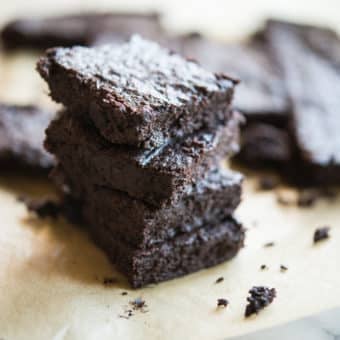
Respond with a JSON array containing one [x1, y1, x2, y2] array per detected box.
[[0, 174, 339, 340], [0, 2, 339, 338]]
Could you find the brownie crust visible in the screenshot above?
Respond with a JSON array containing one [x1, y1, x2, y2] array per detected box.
[[37, 36, 237, 148]]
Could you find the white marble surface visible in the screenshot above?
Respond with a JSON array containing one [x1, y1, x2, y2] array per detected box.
[[231, 307, 340, 340]]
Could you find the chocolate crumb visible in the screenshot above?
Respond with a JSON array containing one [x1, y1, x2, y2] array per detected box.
[[103, 277, 117, 285], [217, 298, 229, 308], [245, 286, 276, 318], [280, 265, 288, 272], [121, 291, 128, 296], [131, 297, 146, 310], [215, 277, 224, 284], [263, 242, 275, 248], [258, 176, 279, 191], [314, 227, 330, 244], [260, 264, 267, 270], [297, 190, 317, 208], [119, 309, 134, 319]]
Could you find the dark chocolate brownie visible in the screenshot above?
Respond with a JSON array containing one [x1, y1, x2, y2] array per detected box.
[[37, 36, 237, 148], [0, 104, 55, 170], [45, 110, 241, 207], [1, 12, 163, 50], [175, 34, 289, 126], [87, 215, 244, 288], [52, 165, 243, 248], [235, 123, 292, 167], [265, 19, 340, 69], [266, 20, 340, 185]]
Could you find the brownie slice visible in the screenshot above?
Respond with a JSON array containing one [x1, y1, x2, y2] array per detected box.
[[266, 20, 340, 185], [45, 110, 241, 207], [174, 33, 289, 126], [1, 12, 163, 50], [87, 215, 244, 288], [235, 123, 292, 167], [37, 36, 237, 148], [0, 104, 55, 170], [52, 165, 243, 248]]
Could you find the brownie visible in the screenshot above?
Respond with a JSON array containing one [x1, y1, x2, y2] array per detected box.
[[52, 165, 243, 248], [1, 12, 163, 50], [37, 36, 237, 148], [235, 123, 292, 167], [87, 215, 244, 288], [266, 20, 340, 185], [45, 110, 241, 207], [0, 104, 55, 170], [174, 34, 289, 126]]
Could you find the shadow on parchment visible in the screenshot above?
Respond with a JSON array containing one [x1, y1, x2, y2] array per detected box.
[[0, 172, 131, 291], [0, 171, 56, 197]]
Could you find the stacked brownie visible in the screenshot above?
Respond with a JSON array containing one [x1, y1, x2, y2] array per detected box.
[[37, 36, 245, 288]]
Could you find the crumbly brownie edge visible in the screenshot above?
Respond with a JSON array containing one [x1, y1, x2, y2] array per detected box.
[[88, 216, 245, 288]]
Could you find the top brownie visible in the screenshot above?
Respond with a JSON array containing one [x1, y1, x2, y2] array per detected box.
[[37, 35, 237, 148]]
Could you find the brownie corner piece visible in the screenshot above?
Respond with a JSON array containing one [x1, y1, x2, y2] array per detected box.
[[37, 35, 237, 148]]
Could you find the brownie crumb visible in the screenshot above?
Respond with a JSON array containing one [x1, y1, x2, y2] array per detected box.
[[263, 242, 275, 248], [280, 265, 288, 272], [215, 277, 224, 284], [314, 227, 330, 244], [103, 277, 117, 285], [297, 190, 317, 208], [245, 286, 277, 318], [130, 297, 146, 310], [258, 176, 279, 191], [260, 264, 267, 270], [19, 196, 61, 219], [121, 291, 128, 296], [217, 298, 229, 308], [119, 309, 133, 319]]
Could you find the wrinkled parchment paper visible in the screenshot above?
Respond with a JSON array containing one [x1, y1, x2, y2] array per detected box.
[[0, 2, 340, 338]]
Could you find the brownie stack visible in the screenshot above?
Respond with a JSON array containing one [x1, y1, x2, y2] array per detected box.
[[37, 36, 245, 288]]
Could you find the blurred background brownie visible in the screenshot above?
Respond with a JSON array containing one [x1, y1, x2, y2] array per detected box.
[[1, 12, 163, 50], [0, 103, 55, 171], [265, 20, 340, 185]]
